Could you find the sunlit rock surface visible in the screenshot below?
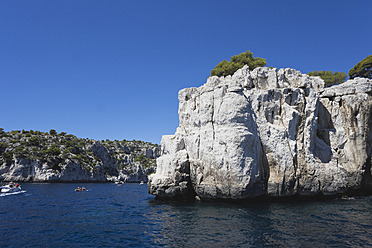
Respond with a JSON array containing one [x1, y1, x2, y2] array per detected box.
[[149, 66, 372, 200], [0, 135, 160, 183]]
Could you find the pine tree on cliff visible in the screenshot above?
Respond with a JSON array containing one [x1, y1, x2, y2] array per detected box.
[[349, 55, 372, 79], [307, 71, 347, 87], [211, 51, 266, 77]]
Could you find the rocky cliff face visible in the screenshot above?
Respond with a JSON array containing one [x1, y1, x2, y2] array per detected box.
[[0, 130, 160, 183], [148, 66, 372, 200]]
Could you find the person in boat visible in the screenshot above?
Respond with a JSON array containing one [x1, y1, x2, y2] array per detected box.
[[9, 182, 14, 188], [75, 186, 87, 192]]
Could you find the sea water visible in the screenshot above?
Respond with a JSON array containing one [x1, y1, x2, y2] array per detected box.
[[1, 183, 371, 247]]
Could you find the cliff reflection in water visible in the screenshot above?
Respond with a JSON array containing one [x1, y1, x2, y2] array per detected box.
[[147, 198, 372, 247]]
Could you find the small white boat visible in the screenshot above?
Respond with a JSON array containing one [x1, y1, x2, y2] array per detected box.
[[139, 181, 144, 185], [0, 184, 22, 193]]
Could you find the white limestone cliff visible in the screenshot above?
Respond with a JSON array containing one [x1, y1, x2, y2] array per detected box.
[[148, 66, 372, 200], [0, 138, 160, 183]]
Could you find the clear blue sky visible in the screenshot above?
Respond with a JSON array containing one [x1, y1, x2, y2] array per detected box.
[[1, 0, 371, 144]]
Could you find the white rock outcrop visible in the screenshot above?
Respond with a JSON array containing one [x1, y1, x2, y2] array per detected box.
[[0, 138, 160, 183], [148, 66, 372, 200]]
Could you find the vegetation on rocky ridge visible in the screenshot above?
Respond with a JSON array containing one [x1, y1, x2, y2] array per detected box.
[[210, 51, 267, 77], [307, 71, 347, 87], [211, 51, 372, 88], [349, 55, 372, 79], [0, 128, 159, 180]]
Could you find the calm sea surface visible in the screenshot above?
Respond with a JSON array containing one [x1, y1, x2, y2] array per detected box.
[[1, 183, 372, 247]]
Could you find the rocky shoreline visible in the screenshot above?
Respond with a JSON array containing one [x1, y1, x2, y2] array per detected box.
[[0, 130, 159, 183], [149, 66, 372, 201]]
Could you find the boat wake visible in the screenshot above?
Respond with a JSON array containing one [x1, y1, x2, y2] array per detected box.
[[0, 190, 26, 197]]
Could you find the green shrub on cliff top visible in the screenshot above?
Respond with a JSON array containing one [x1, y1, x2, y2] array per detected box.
[[211, 51, 267, 77], [349, 55, 372, 79], [308, 71, 347, 87], [49, 129, 57, 135]]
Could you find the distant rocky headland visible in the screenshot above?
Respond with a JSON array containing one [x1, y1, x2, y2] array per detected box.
[[149, 65, 372, 201], [0, 129, 159, 183]]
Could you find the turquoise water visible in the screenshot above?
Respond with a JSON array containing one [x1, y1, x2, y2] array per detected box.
[[1, 183, 372, 247]]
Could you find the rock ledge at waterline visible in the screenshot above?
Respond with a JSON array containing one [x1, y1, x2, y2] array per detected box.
[[148, 65, 372, 200]]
